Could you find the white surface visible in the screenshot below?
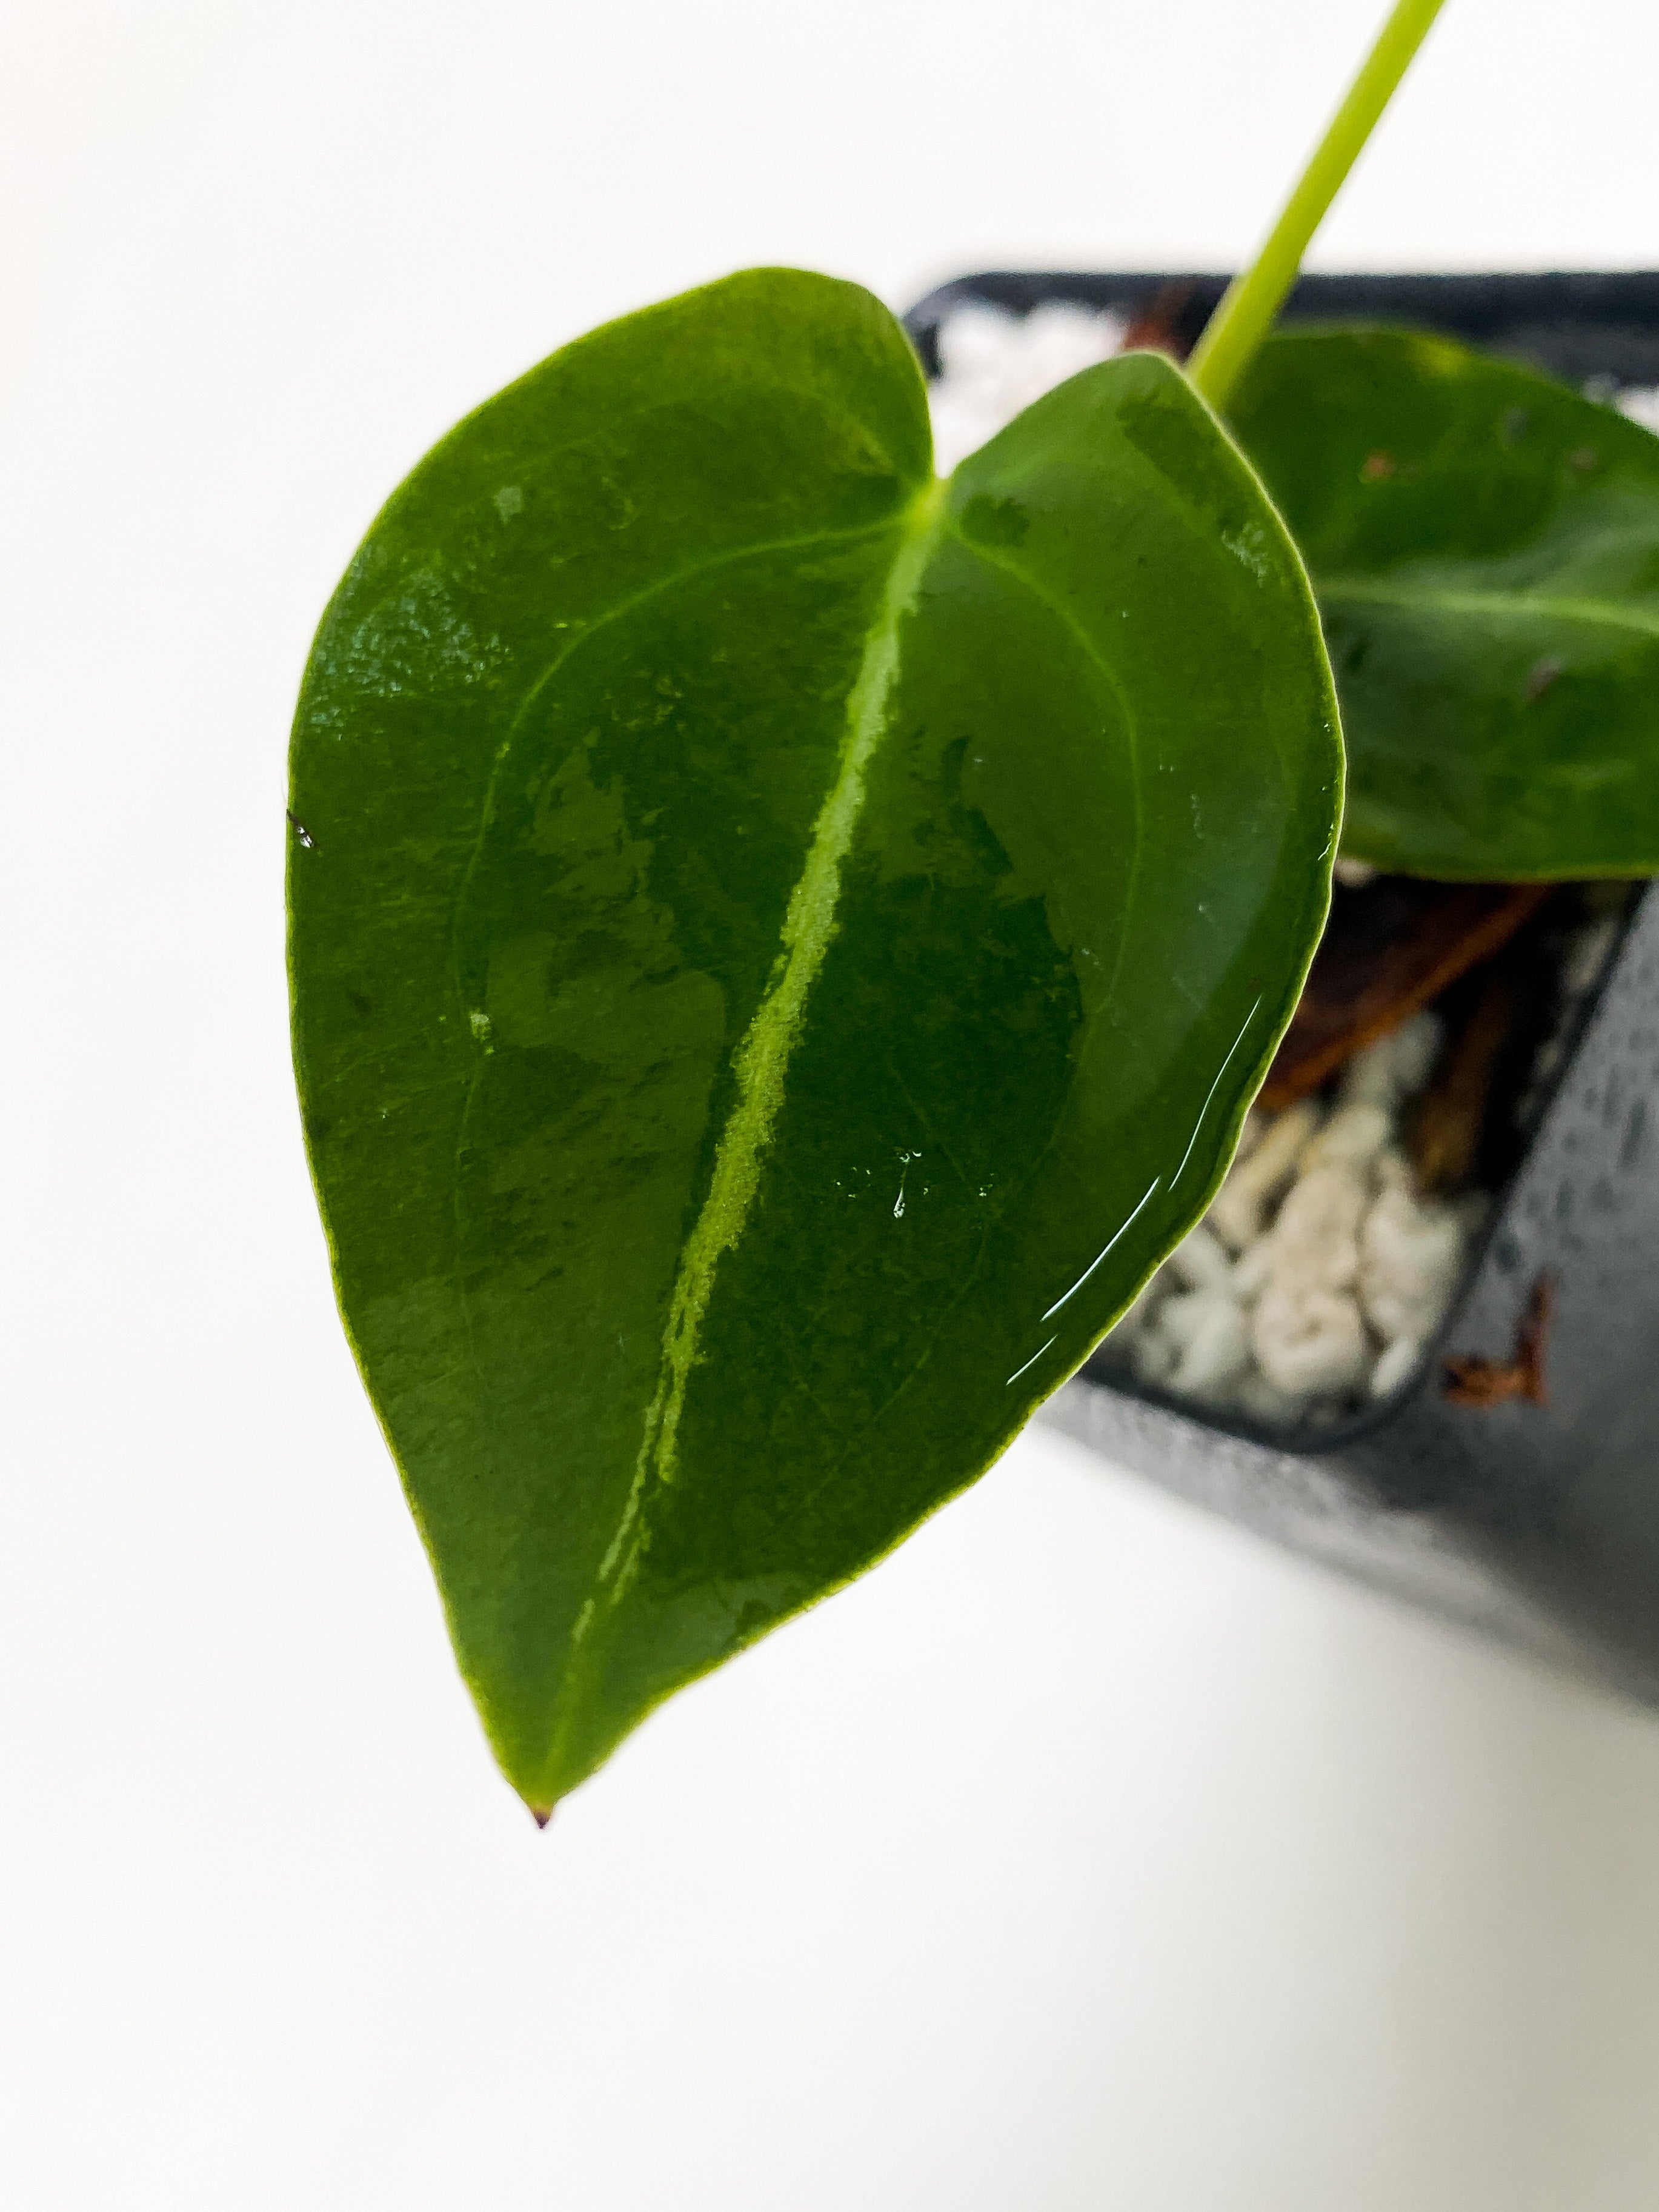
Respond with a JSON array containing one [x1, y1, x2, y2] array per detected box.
[[5, 1, 1659, 2205]]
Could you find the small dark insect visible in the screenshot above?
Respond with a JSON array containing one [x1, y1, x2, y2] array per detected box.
[[286, 809, 316, 850], [1443, 1273, 1553, 1409], [1524, 655, 1565, 704], [1360, 451, 1396, 482]]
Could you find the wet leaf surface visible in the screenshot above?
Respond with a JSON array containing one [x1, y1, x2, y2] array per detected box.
[[290, 268, 1339, 1811]]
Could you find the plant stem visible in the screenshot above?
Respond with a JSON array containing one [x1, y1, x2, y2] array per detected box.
[[1186, 0, 1451, 414]]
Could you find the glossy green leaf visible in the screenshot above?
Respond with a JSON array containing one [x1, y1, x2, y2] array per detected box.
[[289, 268, 1340, 1813], [1230, 325, 1659, 878]]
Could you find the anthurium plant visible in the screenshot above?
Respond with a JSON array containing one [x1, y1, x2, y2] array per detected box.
[[288, 0, 1659, 1816]]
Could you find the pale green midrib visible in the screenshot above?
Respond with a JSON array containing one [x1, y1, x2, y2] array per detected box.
[[587, 476, 950, 1605], [450, 517, 902, 986], [1320, 574, 1659, 641], [443, 514, 916, 1509]]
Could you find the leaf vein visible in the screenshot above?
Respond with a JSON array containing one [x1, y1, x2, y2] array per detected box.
[[595, 479, 951, 1601], [1320, 576, 1659, 642]]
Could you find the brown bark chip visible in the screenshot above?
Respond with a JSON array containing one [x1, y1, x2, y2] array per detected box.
[[1408, 958, 1527, 1196], [1259, 878, 1551, 1112], [1443, 1274, 1554, 1409]]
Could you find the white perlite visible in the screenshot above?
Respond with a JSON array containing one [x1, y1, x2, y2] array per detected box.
[[1110, 1016, 1478, 1424], [926, 297, 1659, 454], [929, 303, 1129, 472]]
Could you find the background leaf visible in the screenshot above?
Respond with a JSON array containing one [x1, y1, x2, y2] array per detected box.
[[1231, 325, 1659, 879], [290, 269, 1340, 1813]]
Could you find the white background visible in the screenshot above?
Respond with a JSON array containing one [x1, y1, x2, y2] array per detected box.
[[5, 1, 1659, 2204]]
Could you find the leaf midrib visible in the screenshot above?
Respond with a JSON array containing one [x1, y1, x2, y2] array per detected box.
[[544, 476, 951, 1775], [1320, 573, 1659, 642], [452, 514, 908, 989], [440, 514, 919, 1497]]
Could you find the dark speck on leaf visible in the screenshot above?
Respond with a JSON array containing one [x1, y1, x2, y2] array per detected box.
[[1360, 451, 1395, 483], [1524, 655, 1565, 704], [1500, 407, 1529, 447], [1568, 446, 1600, 476]]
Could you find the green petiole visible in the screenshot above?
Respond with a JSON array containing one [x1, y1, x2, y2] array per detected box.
[[1187, 0, 1451, 414]]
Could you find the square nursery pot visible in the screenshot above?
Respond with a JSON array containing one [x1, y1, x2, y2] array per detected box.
[[906, 270, 1659, 1700]]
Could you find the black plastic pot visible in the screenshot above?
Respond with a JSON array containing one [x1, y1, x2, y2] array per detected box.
[[906, 271, 1659, 1699]]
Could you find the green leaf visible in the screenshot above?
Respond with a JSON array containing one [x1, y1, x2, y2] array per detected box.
[[1229, 325, 1659, 879], [289, 268, 1340, 1813]]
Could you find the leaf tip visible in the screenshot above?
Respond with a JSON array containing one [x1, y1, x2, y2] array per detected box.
[[528, 1803, 555, 1831]]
